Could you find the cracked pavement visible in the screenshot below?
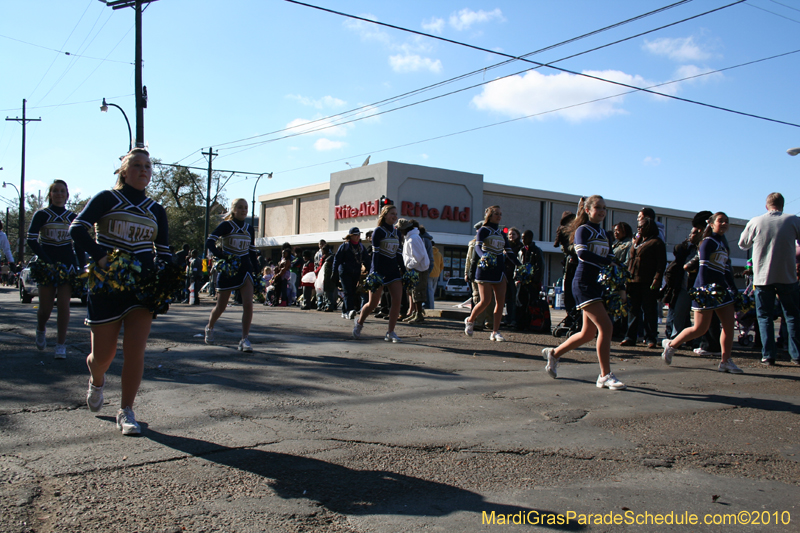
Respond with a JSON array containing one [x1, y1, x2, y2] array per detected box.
[[1, 287, 798, 532]]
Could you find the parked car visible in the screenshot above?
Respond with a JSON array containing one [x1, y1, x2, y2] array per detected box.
[[442, 277, 470, 299], [19, 257, 87, 304]]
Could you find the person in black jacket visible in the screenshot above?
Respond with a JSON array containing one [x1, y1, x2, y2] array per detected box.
[[333, 227, 368, 319]]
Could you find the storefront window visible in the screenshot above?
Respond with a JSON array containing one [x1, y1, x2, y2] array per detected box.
[[441, 247, 467, 283]]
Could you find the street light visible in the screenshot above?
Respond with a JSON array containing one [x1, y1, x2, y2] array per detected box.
[[101, 98, 133, 153], [251, 172, 273, 238], [788, 147, 800, 156]]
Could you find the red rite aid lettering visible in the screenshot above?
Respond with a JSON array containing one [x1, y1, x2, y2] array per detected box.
[[335, 200, 380, 220], [400, 201, 470, 221]]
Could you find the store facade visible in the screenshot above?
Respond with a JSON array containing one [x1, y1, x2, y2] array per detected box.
[[256, 160, 748, 286]]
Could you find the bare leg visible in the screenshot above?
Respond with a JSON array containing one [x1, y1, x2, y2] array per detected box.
[[119, 309, 152, 409], [87, 321, 123, 388], [553, 305, 599, 357], [207, 290, 232, 329], [491, 281, 507, 333], [386, 280, 403, 333], [239, 279, 254, 338], [668, 310, 712, 348], [358, 286, 384, 324], [55, 284, 71, 344], [468, 283, 493, 323], [36, 284, 56, 332], [715, 304, 735, 363]]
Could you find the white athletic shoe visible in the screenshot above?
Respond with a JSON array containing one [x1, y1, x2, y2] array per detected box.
[[718, 359, 743, 374], [384, 331, 401, 343], [54, 344, 67, 360], [464, 317, 474, 337], [542, 348, 558, 378], [489, 332, 505, 342], [238, 338, 253, 352], [35, 330, 47, 351], [661, 338, 675, 366], [116, 407, 141, 436], [353, 317, 363, 339], [596, 372, 626, 390], [204, 326, 215, 345], [86, 375, 105, 412]]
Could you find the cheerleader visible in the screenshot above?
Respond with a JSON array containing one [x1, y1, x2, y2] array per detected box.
[[69, 148, 171, 435], [464, 206, 519, 341], [353, 204, 404, 342], [204, 198, 258, 351], [27, 180, 84, 358], [661, 212, 742, 373], [541, 195, 626, 390]]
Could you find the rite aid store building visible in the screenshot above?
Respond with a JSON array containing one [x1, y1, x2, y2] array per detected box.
[[255, 161, 748, 287]]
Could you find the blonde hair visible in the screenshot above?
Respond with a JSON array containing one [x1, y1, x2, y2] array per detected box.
[[114, 148, 151, 190], [377, 204, 396, 226], [483, 205, 501, 225], [223, 198, 248, 221]]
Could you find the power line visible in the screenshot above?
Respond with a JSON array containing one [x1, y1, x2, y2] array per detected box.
[[285, 0, 798, 130], [0, 33, 133, 64], [768, 0, 800, 13], [207, 0, 701, 151], [745, 1, 800, 23], [0, 94, 134, 114]]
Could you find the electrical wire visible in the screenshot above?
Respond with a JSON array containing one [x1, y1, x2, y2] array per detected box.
[[206, 0, 700, 151], [285, 0, 798, 130], [0, 94, 134, 113], [0, 33, 132, 64], [767, 0, 800, 13], [745, 1, 800, 23]]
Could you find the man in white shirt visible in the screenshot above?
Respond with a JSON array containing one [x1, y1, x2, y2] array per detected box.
[[739, 192, 800, 365]]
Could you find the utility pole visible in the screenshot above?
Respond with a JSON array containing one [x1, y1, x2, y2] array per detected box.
[[101, 0, 157, 148], [6, 99, 41, 261], [202, 147, 218, 258]]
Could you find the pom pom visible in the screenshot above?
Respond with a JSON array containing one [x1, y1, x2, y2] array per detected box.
[[214, 254, 242, 278], [252, 274, 266, 303], [733, 291, 754, 314], [478, 253, 498, 270], [514, 263, 538, 285], [599, 265, 631, 320], [85, 250, 142, 295], [402, 269, 420, 292], [688, 283, 727, 309], [136, 259, 186, 315], [364, 271, 384, 292]]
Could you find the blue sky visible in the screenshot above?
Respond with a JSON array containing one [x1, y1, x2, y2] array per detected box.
[[1, 0, 799, 222]]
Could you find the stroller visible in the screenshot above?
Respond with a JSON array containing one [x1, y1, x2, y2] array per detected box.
[[552, 307, 581, 337]]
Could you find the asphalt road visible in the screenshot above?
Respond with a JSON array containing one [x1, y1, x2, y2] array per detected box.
[[1, 287, 798, 532]]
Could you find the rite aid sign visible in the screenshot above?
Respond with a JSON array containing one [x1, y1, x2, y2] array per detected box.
[[335, 200, 470, 222]]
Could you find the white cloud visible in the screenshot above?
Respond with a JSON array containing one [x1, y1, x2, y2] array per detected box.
[[422, 17, 445, 34], [314, 138, 345, 151], [286, 94, 346, 109], [389, 54, 442, 73], [421, 153, 429, 160], [343, 15, 391, 45], [26, 179, 47, 191], [285, 117, 351, 138], [352, 104, 381, 124], [643, 156, 661, 166], [673, 64, 723, 84], [643, 36, 711, 62], [449, 8, 504, 31], [471, 69, 659, 122]]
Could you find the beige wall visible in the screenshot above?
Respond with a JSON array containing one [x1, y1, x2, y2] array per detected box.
[[482, 193, 542, 238], [298, 194, 329, 234], [264, 199, 293, 237]]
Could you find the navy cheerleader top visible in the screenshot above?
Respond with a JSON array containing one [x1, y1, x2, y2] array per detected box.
[[28, 206, 84, 267], [370, 223, 403, 271], [207, 218, 258, 272], [574, 222, 613, 275], [695, 233, 736, 290], [69, 184, 171, 272]]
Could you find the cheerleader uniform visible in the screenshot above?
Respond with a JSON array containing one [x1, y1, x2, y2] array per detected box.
[[572, 222, 613, 310], [691, 233, 735, 311], [474, 222, 518, 283], [370, 223, 403, 286], [27, 206, 84, 280], [207, 219, 258, 291], [69, 184, 171, 325]]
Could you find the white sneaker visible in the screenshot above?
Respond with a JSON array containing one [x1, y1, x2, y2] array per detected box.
[[661, 338, 675, 366], [385, 331, 401, 343], [35, 330, 47, 351], [86, 375, 105, 412], [348, 310, 357, 320], [341, 312, 348, 319], [718, 359, 743, 374], [596, 372, 626, 390], [694, 347, 721, 357], [204, 326, 215, 345], [353, 317, 363, 339], [464, 317, 474, 337], [116, 407, 141, 435], [54, 344, 67, 360], [238, 338, 253, 352], [543, 348, 558, 379], [489, 332, 505, 342]]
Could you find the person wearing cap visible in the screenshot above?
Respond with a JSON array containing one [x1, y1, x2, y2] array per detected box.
[[396, 218, 430, 324], [333, 226, 369, 320]]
